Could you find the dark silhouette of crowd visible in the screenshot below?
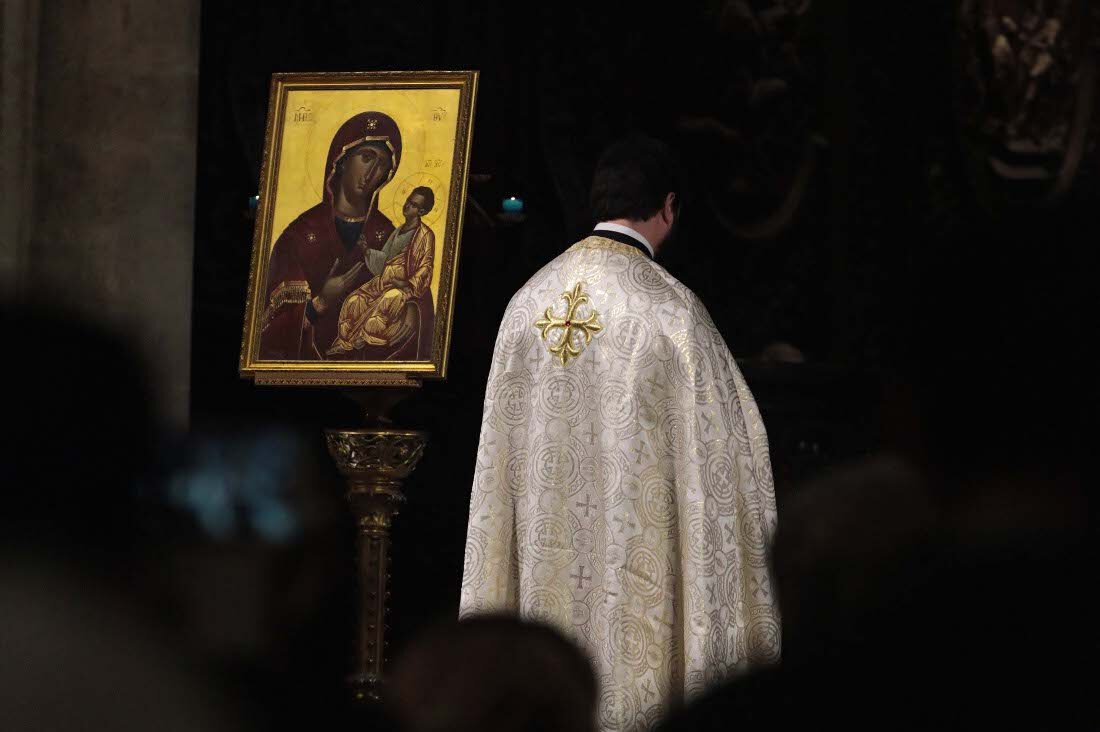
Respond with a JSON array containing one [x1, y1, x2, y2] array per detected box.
[[1, 297, 245, 731]]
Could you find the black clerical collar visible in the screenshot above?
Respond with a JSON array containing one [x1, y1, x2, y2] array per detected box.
[[589, 228, 654, 260]]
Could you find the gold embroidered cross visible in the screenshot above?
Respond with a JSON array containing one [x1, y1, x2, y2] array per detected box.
[[535, 282, 603, 366]]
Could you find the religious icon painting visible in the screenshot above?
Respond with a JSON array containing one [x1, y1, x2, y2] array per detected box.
[[239, 71, 478, 385]]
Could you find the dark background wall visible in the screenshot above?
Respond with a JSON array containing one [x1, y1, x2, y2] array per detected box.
[[181, 0, 1094, 728]]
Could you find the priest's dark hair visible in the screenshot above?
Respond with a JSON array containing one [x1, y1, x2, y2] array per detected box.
[[590, 133, 682, 223]]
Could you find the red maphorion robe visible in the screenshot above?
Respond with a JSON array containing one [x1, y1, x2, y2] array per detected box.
[[259, 111, 403, 360]]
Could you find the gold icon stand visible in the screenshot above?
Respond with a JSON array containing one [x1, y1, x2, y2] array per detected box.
[[325, 388, 427, 703]]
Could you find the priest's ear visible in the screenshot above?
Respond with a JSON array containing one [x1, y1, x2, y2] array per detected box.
[[662, 192, 678, 226]]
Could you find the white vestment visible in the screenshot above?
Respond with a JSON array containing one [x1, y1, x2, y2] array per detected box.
[[460, 235, 780, 731]]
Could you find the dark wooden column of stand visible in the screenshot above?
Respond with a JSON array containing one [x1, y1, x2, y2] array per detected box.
[[325, 388, 427, 703]]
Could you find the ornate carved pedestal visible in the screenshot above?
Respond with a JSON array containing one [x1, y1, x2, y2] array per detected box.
[[325, 427, 427, 703]]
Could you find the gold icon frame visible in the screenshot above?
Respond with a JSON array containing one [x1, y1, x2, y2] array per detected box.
[[239, 70, 478, 386]]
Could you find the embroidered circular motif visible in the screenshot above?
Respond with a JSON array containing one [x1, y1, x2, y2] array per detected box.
[[599, 686, 639, 731], [620, 475, 642, 501], [625, 257, 671, 296], [671, 344, 710, 397], [598, 380, 637, 432], [527, 514, 572, 560], [739, 508, 771, 568], [608, 314, 652, 360], [508, 424, 529, 449], [538, 371, 586, 424], [747, 616, 781, 664], [706, 623, 728, 666], [622, 542, 666, 604], [686, 513, 719, 568], [705, 449, 740, 508], [499, 304, 534, 355], [572, 528, 596, 553], [523, 586, 568, 624], [658, 406, 689, 454], [752, 445, 774, 499], [639, 470, 678, 529], [723, 387, 751, 447], [531, 440, 582, 494], [721, 558, 744, 609], [609, 607, 654, 667], [493, 374, 532, 427], [472, 462, 498, 494], [504, 450, 528, 497]]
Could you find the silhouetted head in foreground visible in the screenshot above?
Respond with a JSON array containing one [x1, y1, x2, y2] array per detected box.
[[387, 614, 598, 732], [1, 296, 158, 566], [770, 456, 940, 671]]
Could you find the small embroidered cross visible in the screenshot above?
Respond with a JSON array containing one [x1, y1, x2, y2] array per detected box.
[[366, 118, 378, 130], [534, 282, 602, 367]]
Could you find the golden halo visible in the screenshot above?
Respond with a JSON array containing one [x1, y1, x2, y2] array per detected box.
[[388, 172, 446, 229]]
